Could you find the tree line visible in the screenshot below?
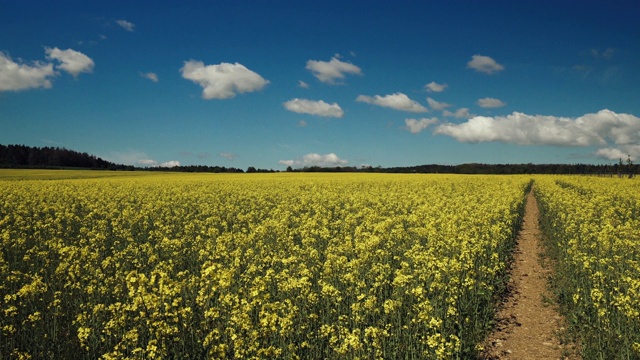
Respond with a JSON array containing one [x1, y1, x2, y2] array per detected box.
[[0, 144, 246, 173], [0, 144, 132, 170], [289, 162, 636, 176], [0, 144, 636, 176]]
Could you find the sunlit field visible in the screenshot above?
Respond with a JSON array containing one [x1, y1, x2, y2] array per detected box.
[[2, 171, 639, 359], [536, 175, 640, 359]]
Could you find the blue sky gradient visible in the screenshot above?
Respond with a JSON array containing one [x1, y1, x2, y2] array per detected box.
[[1, 0, 639, 169]]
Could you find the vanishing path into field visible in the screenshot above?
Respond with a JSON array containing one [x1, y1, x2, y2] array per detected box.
[[482, 188, 579, 359]]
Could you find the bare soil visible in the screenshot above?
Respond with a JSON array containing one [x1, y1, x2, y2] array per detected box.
[[480, 189, 580, 359]]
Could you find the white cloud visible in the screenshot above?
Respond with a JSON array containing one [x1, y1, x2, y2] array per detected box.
[[595, 147, 628, 160], [306, 56, 362, 84], [426, 97, 451, 111], [0, 52, 56, 91], [477, 97, 506, 108], [425, 81, 447, 92], [467, 55, 504, 74], [434, 109, 640, 159], [278, 160, 295, 167], [109, 150, 181, 167], [404, 117, 438, 134], [137, 159, 157, 166], [116, 19, 135, 32], [356, 92, 428, 113], [137, 158, 180, 167], [108, 150, 149, 165], [160, 160, 180, 167], [596, 144, 640, 161], [298, 80, 309, 88], [180, 60, 269, 99], [45, 47, 94, 77], [283, 98, 344, 118], [219, 152, 237, 160], [279, 153, 348, 168], [443, 108, 473, 119], [141, 72, 158, 82]]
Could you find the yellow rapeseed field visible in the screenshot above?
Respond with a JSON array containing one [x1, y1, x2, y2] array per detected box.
[[535, 175, 640, 359], [8, 170, 635, 358]]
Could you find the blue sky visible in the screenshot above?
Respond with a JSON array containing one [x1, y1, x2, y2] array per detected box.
[[1, 1, 639, 169]]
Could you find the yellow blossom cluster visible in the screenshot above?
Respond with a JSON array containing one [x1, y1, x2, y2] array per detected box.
[[535, 175, 640, 359], [0, 171, 531, 359]]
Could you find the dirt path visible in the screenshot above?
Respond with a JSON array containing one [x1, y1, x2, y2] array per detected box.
[[481, 189, 579, 359]]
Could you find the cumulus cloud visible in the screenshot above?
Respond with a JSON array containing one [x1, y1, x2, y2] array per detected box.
[[404, 117, 438, 134], [425, 81, 447, 92], [110, 150, 179, 167], [356, 92, 428, 113], [0, 52, 56, 91], [443, 108, 473, 119], [137, 159, 157, 166], [279, 153, 348, 168], [477, 97, 506, 108], [306, 56, 362, 84], [116, 19, 135, 32], [298, 80, 309, 88], [141, 72, 158, 82], [45, 47, 94, 77], [467, 55, 504, 74], [160, 160, 180, 167], [180, 60, 269, 99], [283, 98, 344, 118], [595, 147, 628, 160], [426, 97, 451, 111], [434, 109, 640, 159], [107, 149, 149, 165], [137, 159, 180, 167]]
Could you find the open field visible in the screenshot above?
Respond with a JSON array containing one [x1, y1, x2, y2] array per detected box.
[[536, 176, 640, 359], [1, 171, 639, 359], [0, 169, 165, 181]]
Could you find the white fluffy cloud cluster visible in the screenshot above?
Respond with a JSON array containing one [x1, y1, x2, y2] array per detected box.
[[283, 98, 344, 118], [0, 48, 93, 91], [180, 60, 269, 99], [477, 97, 506, 108], [279, 153, 348, 168], [434, 109, 640, 159], [109, 150, 181, 167], [0, 52, 55, 91], [425, 81, 447, 93], [356, 92, 428, 113], [306, 56, 362, 84], [467, 55, 504, 74], [45, 47, 94, 78], [138, 159, 180, 167], [405, 118, 438, 134], [426, 97, 451, 111]]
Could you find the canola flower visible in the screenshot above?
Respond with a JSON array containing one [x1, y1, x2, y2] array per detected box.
[[535, 175, 640, 359], [0, 171, 531, 359]]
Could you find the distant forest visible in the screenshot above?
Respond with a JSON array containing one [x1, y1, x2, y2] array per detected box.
[[297, 162, 636, 176], [0, 144, 243, 173], [0, 144, 131, 170], [0, 143, 636, 176]]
